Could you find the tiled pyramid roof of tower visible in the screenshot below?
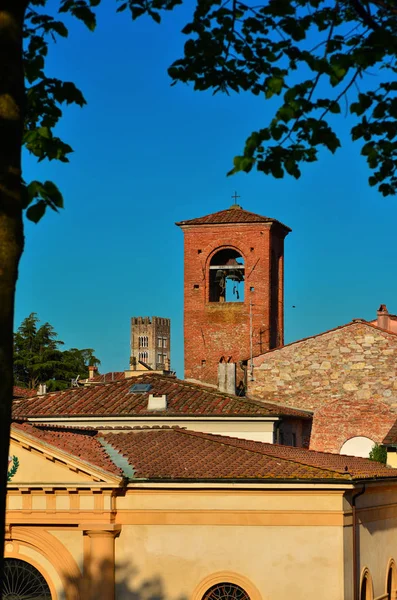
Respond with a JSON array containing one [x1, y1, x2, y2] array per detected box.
[[175, 204, 291, 231], [12, 373, 311, 419]]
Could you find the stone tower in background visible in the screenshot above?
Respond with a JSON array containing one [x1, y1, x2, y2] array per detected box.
[[130, 317, 171, 370], [176, 204, 290, 390]]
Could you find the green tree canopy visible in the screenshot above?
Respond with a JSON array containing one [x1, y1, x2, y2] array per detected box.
[[21, 0, 397, 216], [369, 442, 387, 464], [14, 313, 100, 390]]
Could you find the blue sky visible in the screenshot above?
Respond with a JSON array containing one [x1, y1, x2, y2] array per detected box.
[[16, 2, 397, 378]]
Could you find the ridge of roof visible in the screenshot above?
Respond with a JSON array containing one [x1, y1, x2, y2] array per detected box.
[[249, 319, 397, 362], [175, 206, 291, 231]]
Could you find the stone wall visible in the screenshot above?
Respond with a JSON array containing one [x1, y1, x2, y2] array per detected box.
[[248, 322, 397, 412]]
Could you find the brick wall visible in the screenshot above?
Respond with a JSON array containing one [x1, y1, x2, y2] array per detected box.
[[248, 322, 397, 411], [309, 397, 395, 453], [180, 222, 287, 387]]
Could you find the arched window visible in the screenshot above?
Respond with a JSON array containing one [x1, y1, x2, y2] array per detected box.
[[2, 558, 51, 599], [209, 249, 245, 303], [361, 569, 374, 600], [386, 560, 396, 599], [139, 336, 148, 348], [203, 583, 250, 600], [139, 351, 148, 363]]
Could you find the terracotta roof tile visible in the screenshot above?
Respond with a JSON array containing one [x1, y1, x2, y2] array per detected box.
[[176, 206, 291, 231], [13, 386, 36, 399], [11, 424, 395, 483], [11, 422, 122, 477], [90, 372, 125, 383], [102, 428, 395, 481], [383, 421, 397, 445], [13, 374, 311, 419]]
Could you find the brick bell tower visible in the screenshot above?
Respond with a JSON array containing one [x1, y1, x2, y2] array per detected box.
[[176, 203, 291, 390]]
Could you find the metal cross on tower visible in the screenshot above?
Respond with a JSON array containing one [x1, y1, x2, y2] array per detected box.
[[231, 191, 240, 203]]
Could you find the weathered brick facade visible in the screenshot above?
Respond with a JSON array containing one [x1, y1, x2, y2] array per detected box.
[[176, 206, 290, 387], [309, 398, 395, 453]]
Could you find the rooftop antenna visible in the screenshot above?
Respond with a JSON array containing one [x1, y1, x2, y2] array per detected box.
[[250, 296, 254, 381]]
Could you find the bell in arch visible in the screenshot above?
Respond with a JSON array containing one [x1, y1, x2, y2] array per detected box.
[[225, 258, 244, 283]]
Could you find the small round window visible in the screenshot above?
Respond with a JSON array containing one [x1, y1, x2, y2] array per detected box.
[[203, 582, 250, 600], [2, 558, 52, 599]]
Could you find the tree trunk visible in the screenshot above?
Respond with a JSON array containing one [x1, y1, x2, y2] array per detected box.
[[0, 0, 27, 582]]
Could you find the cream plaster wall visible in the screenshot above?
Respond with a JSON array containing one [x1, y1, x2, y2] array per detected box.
[[342, 486, 397, 600], [50, 529, 85, 576], [30, 419, 276, 444], [115, 523, 344, 600], [9, 442, 93, 484], [116, 488, 346, 513], [387, 449, 397, 468], [356, 516, 397, 598]]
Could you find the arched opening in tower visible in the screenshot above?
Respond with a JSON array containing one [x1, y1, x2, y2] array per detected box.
[[209, 249, 245, 303]]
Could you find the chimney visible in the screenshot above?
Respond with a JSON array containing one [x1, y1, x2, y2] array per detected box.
[[147, 394, 167, 411], [377, 304, 390, 331], [37, 383, 47, 396], [164, 357, 170, 371], [218, 359, 236, 395], [88, 365, 98, 380]]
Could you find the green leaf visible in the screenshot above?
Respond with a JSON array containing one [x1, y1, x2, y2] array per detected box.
[[265, 75, 284, 99], [44, 180, 64, 209], [26, 201, 47, 223], [51, 21, 68, 37]]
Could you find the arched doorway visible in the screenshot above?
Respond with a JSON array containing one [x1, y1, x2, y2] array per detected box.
[[2, 558, 52, 599]]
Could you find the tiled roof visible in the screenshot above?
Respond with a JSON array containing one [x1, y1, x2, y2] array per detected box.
[[13, 386, 36, 399], [11, 424, 395, 482], [199, 434, 391, 478], [12, 374, 311, 419], [11, 422, 122, 477], [102, 428, 395, 481], [383, 421, 397, 445], [176, 206, 291, 231], [90, 372, 126, 383]]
